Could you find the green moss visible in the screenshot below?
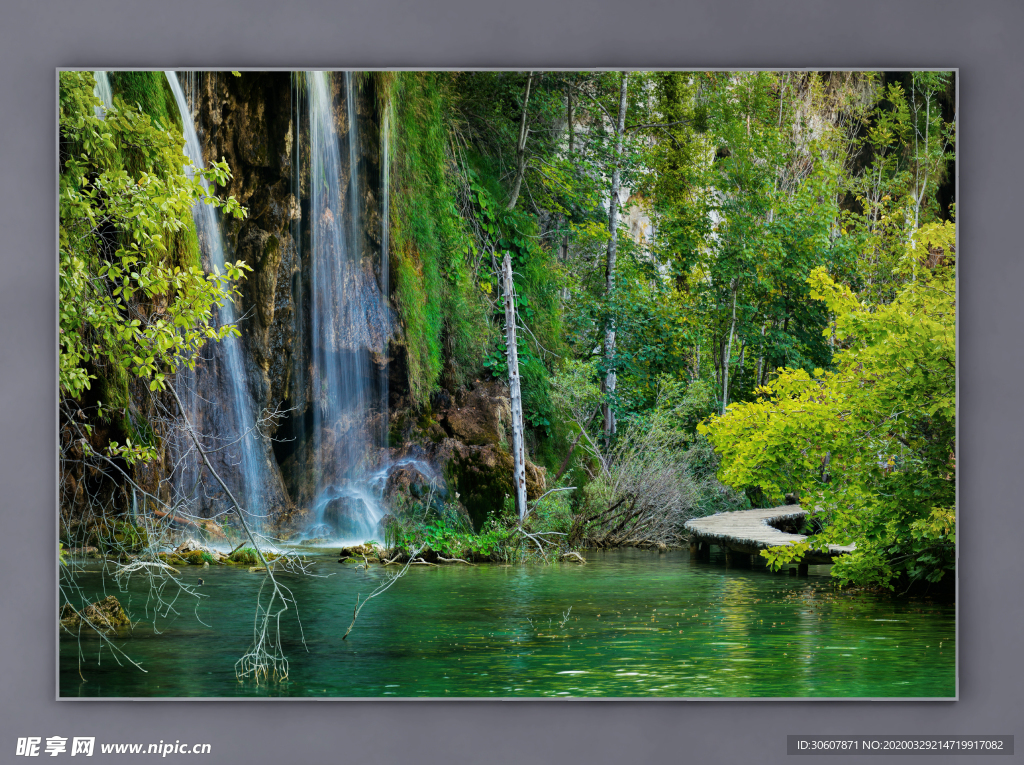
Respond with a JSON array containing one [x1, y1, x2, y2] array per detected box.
[[445, 448, 514, 531], [227, 547, 281, 566], [229, 547, 259, 565], [262, 235, 280, 268], [386, 73, 488, 404], [94, 361, 131, 413], [170, 217, 202, 271], [107, 71, 181, 131]]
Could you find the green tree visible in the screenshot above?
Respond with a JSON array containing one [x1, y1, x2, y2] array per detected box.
[[699, 221, 955, 588], [59, 71, 247, 463]]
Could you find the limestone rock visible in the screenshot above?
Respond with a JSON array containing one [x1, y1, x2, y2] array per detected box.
[[439, 381, 511, 446], [60, 596, 131, 635]]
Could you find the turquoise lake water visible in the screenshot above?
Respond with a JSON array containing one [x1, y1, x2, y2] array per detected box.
[[59, 548, 955, 698]]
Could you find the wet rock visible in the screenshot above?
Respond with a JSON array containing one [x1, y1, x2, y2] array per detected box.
[[60, 596, 131, 635], [164, 538, 226, 565], [439, 381, 511, 446], [383, 463, 441, 507], [338, 543, 377, 559], [384, 380, 549, 531], [319, 494, 379, 540]]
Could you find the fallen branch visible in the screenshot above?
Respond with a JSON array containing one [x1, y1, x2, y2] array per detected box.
[[149, 505, 224, 536], [520, 529, 550, 559], [437, 555, 476, 566], [342, 545, 423, 640], [168, 385, 296, 681], [114, 559, 181, 578], [529, 486, 576, 506], [227, 540, 249, 557]]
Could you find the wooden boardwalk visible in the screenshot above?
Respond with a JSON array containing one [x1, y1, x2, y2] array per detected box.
[[684, 506, 854, 572]]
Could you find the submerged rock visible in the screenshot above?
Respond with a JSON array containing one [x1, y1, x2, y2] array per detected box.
[[67, 546, 100, 558], [60, 596, 131, 635], [338, 543, 378, 559]]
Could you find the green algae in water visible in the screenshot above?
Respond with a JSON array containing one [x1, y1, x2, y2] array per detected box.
[[59, 548, 955, 698]]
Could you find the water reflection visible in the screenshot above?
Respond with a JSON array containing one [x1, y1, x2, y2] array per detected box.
[[60, 548, 955, 698]]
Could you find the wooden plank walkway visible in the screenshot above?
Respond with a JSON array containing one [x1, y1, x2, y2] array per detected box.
[[684, 506, 854, 569]]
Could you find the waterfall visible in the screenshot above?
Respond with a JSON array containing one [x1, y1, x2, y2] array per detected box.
[[165, 71, 273, 539], [92, 71, 113, 117], [304, 71, 391, 542], [289, 75, 307, 498]]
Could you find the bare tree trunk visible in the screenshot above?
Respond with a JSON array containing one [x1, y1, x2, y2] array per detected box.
[[558, 79, 574, 291], [501, 253, 528, 521], [913, 95, 930, 232], [755, 323, 765, 388], [552, 406, 599, 483], [506, 71, 535, 211], [566, 78, 574, 156], [167, 386, 270, 572], [602, 72, 628, 442], [721, 281, 738, 415]]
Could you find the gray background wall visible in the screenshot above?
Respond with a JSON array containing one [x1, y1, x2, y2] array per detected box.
[[2, 1, 1020, 762]]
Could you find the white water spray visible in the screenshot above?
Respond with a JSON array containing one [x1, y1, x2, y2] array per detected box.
[[304, 71, 392, 542], [92, 71, 113, 117]]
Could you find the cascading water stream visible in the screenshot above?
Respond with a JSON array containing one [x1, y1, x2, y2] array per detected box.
[[304, 71, 391, 542], [92, 71, 113, 117], [165, 71, 272, 539]]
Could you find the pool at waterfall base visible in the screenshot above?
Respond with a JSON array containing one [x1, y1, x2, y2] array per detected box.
[[59, 548, 955, 698]]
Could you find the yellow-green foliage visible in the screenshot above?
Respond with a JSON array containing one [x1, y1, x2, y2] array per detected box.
[[700, 222, 956, 588], [386, 73, 487, 403], [59, 72, 248, 466], [104, 73, 201, 273]]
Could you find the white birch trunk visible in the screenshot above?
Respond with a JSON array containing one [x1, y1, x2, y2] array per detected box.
[[602, 72, 628, 442], [506, 72, 534, 212], [756, 323, 765, 388], [502, 253, 528, 522], [721, 282, 738, 415]]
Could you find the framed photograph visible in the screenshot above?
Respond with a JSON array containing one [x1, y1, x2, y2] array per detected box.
[[58, 68, 955, 700]]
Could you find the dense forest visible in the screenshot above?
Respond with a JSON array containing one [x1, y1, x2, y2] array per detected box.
[[59, 68, 956, 649]]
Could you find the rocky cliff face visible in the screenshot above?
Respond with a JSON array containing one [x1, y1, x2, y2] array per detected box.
[[389, 380, 547, 530], [183, 72, 541, 533], [193, 72, 302, 435]]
